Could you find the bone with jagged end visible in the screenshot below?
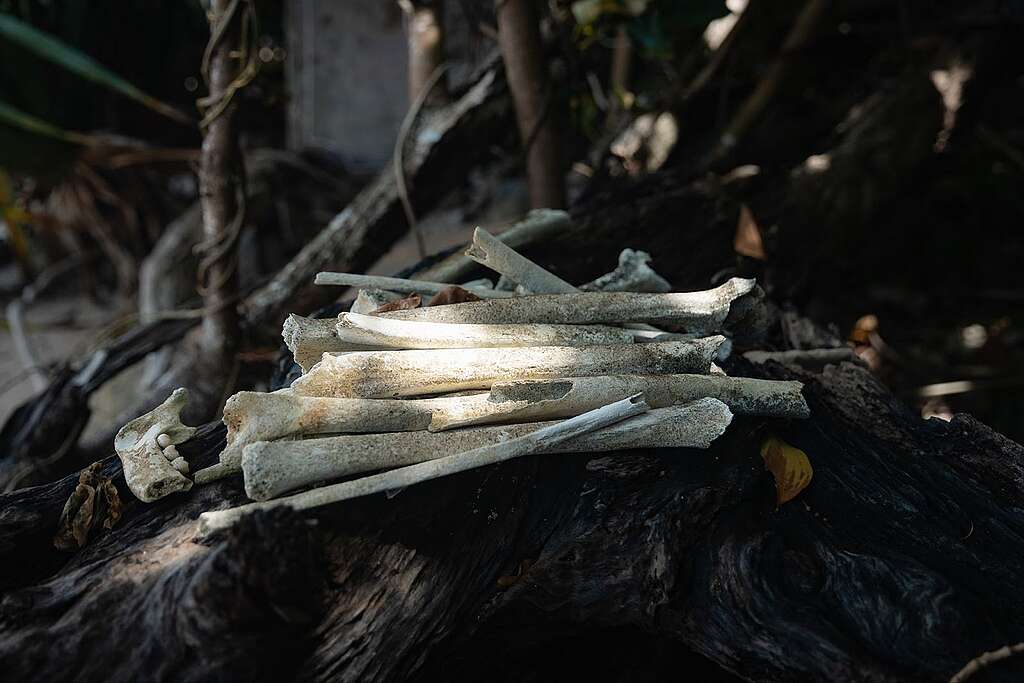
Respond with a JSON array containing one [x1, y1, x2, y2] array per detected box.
[[282, 313, 381, 372], [240, 398, 732, 502], [291, 337, 725, 399], [192, 389, 495, 483], [428, 373, 807, 431], [334, 311, 636, 350], [198, 394, 654, 534], [377, 278, 756, 332], [580, 249, 672, 293], [113, 388, 196, 503]]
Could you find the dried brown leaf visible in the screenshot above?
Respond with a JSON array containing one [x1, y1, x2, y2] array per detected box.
[[370, 292, 421, 314], [760, 435, 812, 505], [734, 204, 766, 260], [53, 462, 122, 550], [429, 285, 483, 307]]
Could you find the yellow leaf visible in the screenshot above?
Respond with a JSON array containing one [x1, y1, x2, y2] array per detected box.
[[760, 436, 812, 505]]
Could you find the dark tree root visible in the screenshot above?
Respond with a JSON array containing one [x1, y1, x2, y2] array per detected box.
[[2, 360, 1022, 682]]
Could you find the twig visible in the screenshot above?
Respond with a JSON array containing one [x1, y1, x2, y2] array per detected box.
[[949, 642, 1024, 683], [394, 62, 451, 260]]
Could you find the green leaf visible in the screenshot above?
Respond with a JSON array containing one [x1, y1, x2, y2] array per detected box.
[[0, 99, 95, 145], [0, 12, 191, 125]]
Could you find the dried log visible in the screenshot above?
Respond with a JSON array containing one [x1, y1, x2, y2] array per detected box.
[[2, 360, 1023, 682]]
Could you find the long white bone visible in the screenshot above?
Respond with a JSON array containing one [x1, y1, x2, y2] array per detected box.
[[113, 388, 196, 502], [198, 394, 653, 534], [290, 337, 725, 398], [429, 373, 807, 431], [239, 398, 731, 502], [378, 278, 756, 332], [192, 389, 494, 483], [334, 311, 635, 350]]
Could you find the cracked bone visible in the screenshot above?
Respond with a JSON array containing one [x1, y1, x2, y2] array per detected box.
[[113, 387, 196, 503], [283, 314, 381, 372], [192, 389, 495, 483], [429, 373, 808, 431], [334, 311, 635, 350], [378, 278, 755, 332], [198, 394, 653, 533], [580, 249, 672, 293], [314, 272, 515, 299], [240, 398, 732, 502], [465, 225, 577, 294], [291, 337, 725, 398]]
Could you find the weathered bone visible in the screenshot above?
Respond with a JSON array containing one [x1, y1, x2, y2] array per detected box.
[[415, 208, 571, 284], [378, 278, 755, 332], [580, 249, 672, 293], [192, 389, 495, 483], [314, 272, 515, 299], [334, 311, 635, 350], [465, 225, 577, 294], [240, 398, 732, 502], [291, 337, 725, 398], [429, 373, 807, 431], [198, 394, 653, 533], [350, 288, 403, 315], [282, 314, 379, 372], [113, 388, 196, 503]]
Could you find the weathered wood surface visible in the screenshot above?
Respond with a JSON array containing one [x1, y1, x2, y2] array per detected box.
[[2, 358, 1022, 682]]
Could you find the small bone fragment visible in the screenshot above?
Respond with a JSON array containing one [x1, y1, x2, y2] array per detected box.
[[380, 278, 755, 332], [283, 314, 380, 372], [193, 389, 495, 482], [171, 457, 189, 475], [580, 249, 672, 293], [156, 433, 172, 449], [314, 272, 515, 299], [113, 388, 196, 503], [162, 444, 179, 461], [416, 209, 571, 284], [292, 337, 725, 398], [430, 373, 807, 431], [241, 398, 731, 502], [743, 347, 862, 370], [335, 311, 635, 350], [350, 288, 403, 315], [199, 394, 650, 533], [465, 225, 576, 294]]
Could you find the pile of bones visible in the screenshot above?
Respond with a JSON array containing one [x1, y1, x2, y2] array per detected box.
[[112, 212, 810, 536]]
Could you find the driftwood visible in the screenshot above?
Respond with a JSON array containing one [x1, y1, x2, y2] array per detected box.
[[2, 359, 1023, 682]]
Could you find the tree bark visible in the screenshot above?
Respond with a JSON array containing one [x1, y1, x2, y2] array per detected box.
[[197, 0, 244, 356], [2, 357, 1023, 682], [403, 0, 449, 106], [496, 0, 565, 209]]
